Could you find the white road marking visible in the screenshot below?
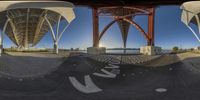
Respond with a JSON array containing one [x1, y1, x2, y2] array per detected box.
[[104, 64, 120, 69], [69, 75, 102, 94], [110, 69, 120, 74], [155, 88, 167, 93], [19, 78, 23, 81], [108, 60, 120, 64], [73, 64, 76, 66], [93, 69, 116, 78]]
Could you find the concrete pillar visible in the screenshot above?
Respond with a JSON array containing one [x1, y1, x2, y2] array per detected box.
[[140, 46, 162, 56], [87, 8, 106, 55], [54, 43, 58, 54], [123, 41, 127, 54], [123, 49, 126, 54]]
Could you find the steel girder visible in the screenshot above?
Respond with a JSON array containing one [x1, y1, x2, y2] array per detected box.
[[93, 6, 155, 47]]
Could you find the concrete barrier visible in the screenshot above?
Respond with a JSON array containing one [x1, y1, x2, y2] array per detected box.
[[140, 46, 162, 55]]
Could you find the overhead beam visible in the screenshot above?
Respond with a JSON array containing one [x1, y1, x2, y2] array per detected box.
[[7, 18, 20, 46], [99, 19, 118, 41], [24, 8, 30, 48], [56, 15, 62, 40], [45, 15, 56, 42], [33, 10, 48, 46], [0, 19, 10, 56], [123, 18, 149, 40]]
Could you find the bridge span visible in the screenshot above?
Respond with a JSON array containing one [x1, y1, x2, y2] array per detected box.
[[0, 0, 190, 56], [67, 0, 190, 55]]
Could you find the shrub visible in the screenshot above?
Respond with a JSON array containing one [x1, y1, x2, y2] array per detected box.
[[172, 46, 179, 52]]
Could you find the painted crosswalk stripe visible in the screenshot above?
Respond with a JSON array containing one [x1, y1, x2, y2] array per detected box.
[[93, 69, 116, 78], [69, 75, 102, 93]]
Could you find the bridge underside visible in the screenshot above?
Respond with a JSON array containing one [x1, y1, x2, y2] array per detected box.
[[67, 0, 189, 7], [0, 1, 75, 55], [91, 6, 155, 47], [88, 5, 164, 55], [0, 9, 60, 48], [69, 0, 188, 55]]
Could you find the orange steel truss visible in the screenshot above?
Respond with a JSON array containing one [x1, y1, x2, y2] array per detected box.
[[92, 6, 155, 48]]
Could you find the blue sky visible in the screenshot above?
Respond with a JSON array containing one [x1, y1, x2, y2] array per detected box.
[[3, 6, 200, 50]]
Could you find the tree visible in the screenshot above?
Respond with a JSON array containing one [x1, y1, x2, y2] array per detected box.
[[172, 46, 179, 52], [190, 48, 194, 51]]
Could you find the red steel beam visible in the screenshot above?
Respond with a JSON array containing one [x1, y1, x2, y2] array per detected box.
[[92, 8, 99, 47], [92, 6, 156, 48], [123, 18, 149, 41], [147, 8, 155, 46], [99, 19, 119, 41]]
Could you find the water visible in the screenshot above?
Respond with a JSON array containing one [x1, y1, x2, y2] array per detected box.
[[106, 50, 139, 54], [162, 50, 172, 54]]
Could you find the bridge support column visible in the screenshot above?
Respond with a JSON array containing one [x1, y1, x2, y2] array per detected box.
[[45, 15, 71, 54], [54, 43, 58, 54], [92, 8, 99, 47], [147, 8, 155, 46], [87, 8, 106, 55], [140, 8, 161, 55], [140, 46, 161, 56]]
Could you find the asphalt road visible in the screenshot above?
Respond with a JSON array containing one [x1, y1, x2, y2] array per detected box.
[[0, 54, 200, 100]]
